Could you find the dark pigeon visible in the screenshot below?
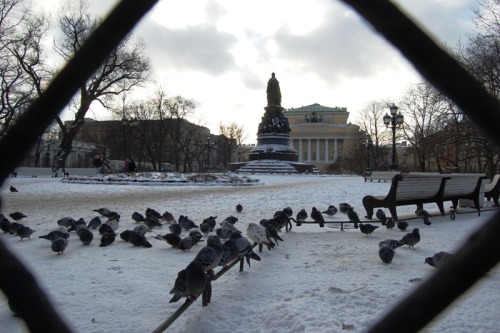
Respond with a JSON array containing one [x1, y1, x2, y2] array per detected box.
[[133, 224, 150, 236], [311, 207, 325, 228], [347, 207, 360, 229], [162, 211, 176, 223], [219, 239, 240, 267], [51, 237, 68, 254], [144, 216, 162, 228], [39, 230, 70, 242], [155, 233, 181, 248], [193, 235, 223, 274], [128, 230, 152, 248], [179, 215, 197, 230], [189, 229, 203, 243], [385, 217, 396, 229], [10, 186, 18, 192], [132, 212, 145, 223], [99, 232, 116, 247], [145, 208, 162, 220], [169, 260, 208, 303], [294, 209, 308, 226], [415, 204, 432, 225], [397, 220, 409, 231], [87, 216, 102, 229], [400, 228, 421, 249], [76, 225, 94, 245], [99, 223, 113, 235], [57, 217, 76, 228], [177, 236, 196, 251], [9, 212, 27, 221], [379, 246, 395, 264], [68, 218, 86, 232], [236, 204, 243, 213], [379, 239, 405, 251], [260, 219, 283, 245], [93, 208, 112, 216], [230, 232, 261, 272], [376, 209, 387, 225], [1, 218, 12, 234], [16, 225, 35, 240], [359, 223, 379, 236], [339, 203, 352, 214], [120, 230, 132, 242], [9, 222, 21, 235], [322, 205, 338, 217], [168, 223, 182, 236], [282, 207, 293, 218]]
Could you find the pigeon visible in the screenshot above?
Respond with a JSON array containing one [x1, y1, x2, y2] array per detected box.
[[39, 230, 70, 242], [106, 220, 119, 232], [133, 224, 150, 236], [9, 212, 27, 221], [376, 209, 387, 225], [8, 222, 21, 235], [169, 260, 208, 303], [339, 203, 352, 214], [105, 212, 121, 222], [359, 223, 379, 236], [10, 186, 18, 192], [128, 230, 152, 248], [57, 217, 76, 228], [221, 215, 238, 225], [282, 207, 293, 218], [230, 232, 261, 272], [99, 223, 113, 235], [215, 226, 234, 240], [16, 225, 35, 240], [162, 211, 176, 223], [379, 245, 395, 264], [76, 225, 94, 245], [51, 237, 69, 254], [259, 219, 284, 245], [379, 239, 405, 251], [144, 216, 162, 228], [400, 228, 421, 249], [99, 232, 116, 247], [425, 251, 452, 268], [218, 238, 240, 267], [247, 222, 275, 252], [155, 233, 181, 248], [87, 216, 102, 229], [415, 204, 432, 226], [0, 218, 12, 234], [67, 218, 86, 232], [193, 235, 223, 274], [189, 229, 203, 243], [219, 220, 240, 234], [199, 222, 211, 235], [146, 208, 163, 220], [168, 223, 182, 236], [322, 205, 338, 217], [385, 217, 396, 229], [177, 236, 196, 251], [179, 215, 198, 230], [294, 209, 308, 226], [93, 207, 112, 216], [311, 207, 325, 228], [397, 220, 409, 231], [132, 212, 145, 223], [120, 230, 133, 241], [273, 209, 293, 231], [236, 204, 243, 213], [347, 207, 360, 229], [203, 216, 217, 231]]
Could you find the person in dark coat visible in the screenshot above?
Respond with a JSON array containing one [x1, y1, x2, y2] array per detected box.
[[93, 155, 103, 174]]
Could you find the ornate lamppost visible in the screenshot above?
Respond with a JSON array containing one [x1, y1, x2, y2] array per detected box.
[[121, 117, 139, 159], [362, 134, 374, 172], [383, 104, 404, 171], [205, 136, 212, 170]]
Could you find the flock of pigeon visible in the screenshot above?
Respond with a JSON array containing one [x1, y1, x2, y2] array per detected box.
[[1, 187, 451, 307]]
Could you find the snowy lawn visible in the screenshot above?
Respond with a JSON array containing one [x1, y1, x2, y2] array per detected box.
[[0, 174, 499, 333]]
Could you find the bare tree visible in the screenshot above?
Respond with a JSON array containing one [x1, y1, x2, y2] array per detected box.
[[217, 122, 245, 169], [51, 0, 150, 173]]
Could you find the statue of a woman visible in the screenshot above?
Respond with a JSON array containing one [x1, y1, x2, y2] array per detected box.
[[266, 72, 282, 106]]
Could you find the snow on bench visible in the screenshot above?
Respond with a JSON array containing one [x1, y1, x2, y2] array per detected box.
[[363, 171, 400, 182]]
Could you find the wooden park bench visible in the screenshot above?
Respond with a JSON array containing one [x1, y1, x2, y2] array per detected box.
[[441, 173, 487, 215], [362, 173, 447, 220], [484, 174, 500, 206], [363, 171, 400, 182]]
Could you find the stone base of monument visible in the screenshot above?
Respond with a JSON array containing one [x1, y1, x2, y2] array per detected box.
[[248, 133, 298, 161], [227, 159, 314, 174]]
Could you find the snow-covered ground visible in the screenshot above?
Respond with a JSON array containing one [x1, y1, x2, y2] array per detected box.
[[0, 174, 498, 333]]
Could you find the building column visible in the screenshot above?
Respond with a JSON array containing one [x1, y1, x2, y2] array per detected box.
[[307, 139, 311, 162], [316, 139, 320, 162], [299, 139, 303, 162], [333, 139, 338, 162], [325, 139, 329, 163]]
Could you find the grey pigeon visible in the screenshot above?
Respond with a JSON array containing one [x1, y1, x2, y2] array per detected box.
[[9, 222, 21, 235], [397, 220, 409, 231], [120, 230, 132, 241], [87, 216, 102, 229], [236, 204, 243, 213], [68, 218, 86, 232], [189, 229, 203, 243], [1, 218, 12, 234], [311, 207, 325, 228], [222, 215, 238, 225], [193, 235, 223, 274], [177, 236, 196, 251], [415, 204, 432, 225], [168, 223, 182, 236], [133, 224, 150, 236], [128, 230, 152, 248], [10, 185, 18, 192], [219, 239, 240, 267], [322, 205, 338, 217], [230, 232, 261, 272], [283, 207, 293, 218], [347, 207, 360, 229], [199, 222, 211, 235], [400, 228, 421, 249], [339, 203, 352, 214], [179, 215, 197, 230], [359, 223, 379, 236], [169, 260, 208, 303], [16, 225, 35, 240], [106, 220, 120, 232], [76, 225, 93, 245], [425, 251, 452, 268], [202, 216, 217, 231], [294, 209, 308, 226], [132, 212, 145, 223], [376, 209, 387, 225], [379, 246, 395, 264], [215, 226, 234, 240], [57, 217, 76, 228], [51, 237, 68, 254], [93, 208, 112, 216], [155, 233, 181, 248], [379, 239, 405, 251], [99, 223, 113, 235], [105, 212, 121, 222], [385, 217, 396, 229], [99, 232, 116, 247], [39, 230, 70, 242], [247, 222, 275, 252], [9, 212, 27, 221]]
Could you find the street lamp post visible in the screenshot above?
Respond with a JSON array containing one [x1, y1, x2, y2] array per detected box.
[[383, 103, 404, 171], [206, 136, 212, 170], [362, 134, 374, 172], [122, 117, 139, 159]]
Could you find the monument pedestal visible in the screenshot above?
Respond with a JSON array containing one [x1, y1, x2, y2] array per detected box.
[[249, 133, 298, 162]]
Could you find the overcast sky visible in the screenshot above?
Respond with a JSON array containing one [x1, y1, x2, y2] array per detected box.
[[38, 0, 477, 143]]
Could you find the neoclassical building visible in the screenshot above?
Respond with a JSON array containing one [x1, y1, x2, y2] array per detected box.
[[284, 103, 362, 171]]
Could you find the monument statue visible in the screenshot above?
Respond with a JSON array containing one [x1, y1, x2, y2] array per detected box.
[[266, 72, 282, 106]]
